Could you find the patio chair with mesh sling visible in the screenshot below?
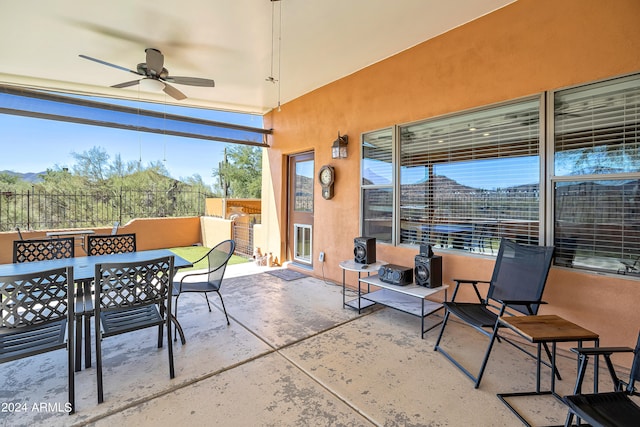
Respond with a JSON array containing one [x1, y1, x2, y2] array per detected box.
[[434, 238, 555, 388], [562, 331, 640, 427]]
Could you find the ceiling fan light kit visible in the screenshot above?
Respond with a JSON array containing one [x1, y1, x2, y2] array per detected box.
[[79, 48, 215, 101], [139, 78, 165, 92]]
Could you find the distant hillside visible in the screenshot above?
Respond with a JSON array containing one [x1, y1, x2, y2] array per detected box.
[[0, 170, 45, 183]]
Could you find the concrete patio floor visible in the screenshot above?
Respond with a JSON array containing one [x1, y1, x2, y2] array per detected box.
[[0, 262, 614, 426]]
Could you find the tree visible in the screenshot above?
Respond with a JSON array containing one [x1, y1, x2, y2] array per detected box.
[[213, 145, 262, 198], [72, 146, 110, 183]]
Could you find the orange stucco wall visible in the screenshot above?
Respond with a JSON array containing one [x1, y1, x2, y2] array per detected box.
[[0, 216, 202, 263], [262, 0, 640, 361]]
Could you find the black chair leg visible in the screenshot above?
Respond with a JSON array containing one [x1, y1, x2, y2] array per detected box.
[[84, 314, 92, 369], [167, 317, 175, 379], [542, 342, 562, 381], [434, 308, 451, 350], [157, 323, 164, 349], [75, 315, 82, 372], [204, 293, 212, 312], [217, 291, 230, 325], [95, 330, 104, 404], [170, 314, 186, 345], [68, 320, 75, 414], [474, 323, 501, 388]]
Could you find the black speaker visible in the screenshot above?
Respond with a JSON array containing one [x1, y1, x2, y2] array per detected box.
[[354, 237, 376, 264], [378, 264, 413, 286], [414, 255, 442, 288], [419, 244, 434, 257]]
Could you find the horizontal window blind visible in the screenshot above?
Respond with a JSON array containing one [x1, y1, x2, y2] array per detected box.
[[399, 99, 541, 252], [362, 128, 393, 243], [362, 128, 393, 186], [553, 74, 640, 274]]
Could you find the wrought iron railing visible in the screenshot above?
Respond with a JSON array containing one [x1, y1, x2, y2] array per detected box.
[[0, 189, 210, 231]]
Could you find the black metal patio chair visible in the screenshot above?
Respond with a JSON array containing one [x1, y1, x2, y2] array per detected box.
[[87, 233, 136, 256], [0, 266, 75, 414], [172, 239, 235, 327], [13, 237, 75, 263], [434, 238, 555, 388], [78, 233, 137, 370], [93, 255, 178, 403], [563, 331, 640, 427]]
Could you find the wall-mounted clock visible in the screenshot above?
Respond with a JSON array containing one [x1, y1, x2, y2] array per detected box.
[[318, 165, 335, 200]]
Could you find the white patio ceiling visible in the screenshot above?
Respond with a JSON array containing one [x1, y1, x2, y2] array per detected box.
[[0, 0, 515, 115]]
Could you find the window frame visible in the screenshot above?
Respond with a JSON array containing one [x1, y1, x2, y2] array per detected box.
[[360, 72, 640, 278]]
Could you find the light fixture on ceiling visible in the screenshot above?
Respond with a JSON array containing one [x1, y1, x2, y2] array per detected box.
[[139, 78, 166, 92], [332, 132, 349, 159]]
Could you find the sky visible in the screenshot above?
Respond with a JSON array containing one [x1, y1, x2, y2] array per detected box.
[[0, 96, 263, 188]]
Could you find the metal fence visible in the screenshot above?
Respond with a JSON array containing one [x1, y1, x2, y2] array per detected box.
[[0, 189, 210, 231]]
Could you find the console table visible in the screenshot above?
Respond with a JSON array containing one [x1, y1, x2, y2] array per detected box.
[[358, 275, 447, 338], [339, 259, 387, 313], [339, 260, 448, 338]]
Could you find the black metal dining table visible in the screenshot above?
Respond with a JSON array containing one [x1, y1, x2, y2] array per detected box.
[[0, 249, 193, 370]]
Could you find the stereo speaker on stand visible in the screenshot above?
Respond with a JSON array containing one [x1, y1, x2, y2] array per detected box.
[[354, 237, 376, 264], [414, 254, 442, 288]]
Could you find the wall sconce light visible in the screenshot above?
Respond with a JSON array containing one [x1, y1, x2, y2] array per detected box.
[[331, 132, 348, 159]]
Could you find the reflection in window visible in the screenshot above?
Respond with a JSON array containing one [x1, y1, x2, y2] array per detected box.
[[362, 188, 393, 243], [399, 98, 541, 252], [294, 160, 314, 212], [362, 128, 394, 243], [360, 73, 640, 275], [553, 74, 640, 274]]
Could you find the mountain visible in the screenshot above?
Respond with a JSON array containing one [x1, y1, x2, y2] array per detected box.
[[0, 170, 45, 183]]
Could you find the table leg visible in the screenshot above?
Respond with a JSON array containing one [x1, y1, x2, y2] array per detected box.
[[536, 343, 542, 393], [551, 342, 557, 394], [342, 269, 346, 308], [357, 272, 362, 314], [421, 299, 425, 339]]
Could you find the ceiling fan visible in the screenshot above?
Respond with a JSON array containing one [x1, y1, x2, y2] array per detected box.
[[79, 48, 215, 100]]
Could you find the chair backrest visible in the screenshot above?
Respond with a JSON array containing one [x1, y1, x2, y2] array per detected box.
[[487, 238, 555, 315], [0, 266, 73, 331], [13, 238, 75, 263], [87, 233, 136, 256], [206, 239, 236, 286], [627, 332, 640, 393], [111, 222, 120, 235], [94, 255, 174, 313]]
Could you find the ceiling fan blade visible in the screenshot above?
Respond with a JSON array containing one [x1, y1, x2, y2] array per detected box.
[[111, 80, 140, 89], [145, 48, 164, 76], [163, 83, 187, 100], [79, 54, 141, 76], [165, 76, 215, 87]]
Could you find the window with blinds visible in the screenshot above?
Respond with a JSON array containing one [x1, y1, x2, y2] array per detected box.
[[359, 72, 640, 276], [553, 74, 640, 274], [398, 98, 541, 253], [361, 128, 394, 243]]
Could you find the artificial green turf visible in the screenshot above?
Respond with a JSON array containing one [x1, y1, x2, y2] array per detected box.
[[169, 246, 249, 271]]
